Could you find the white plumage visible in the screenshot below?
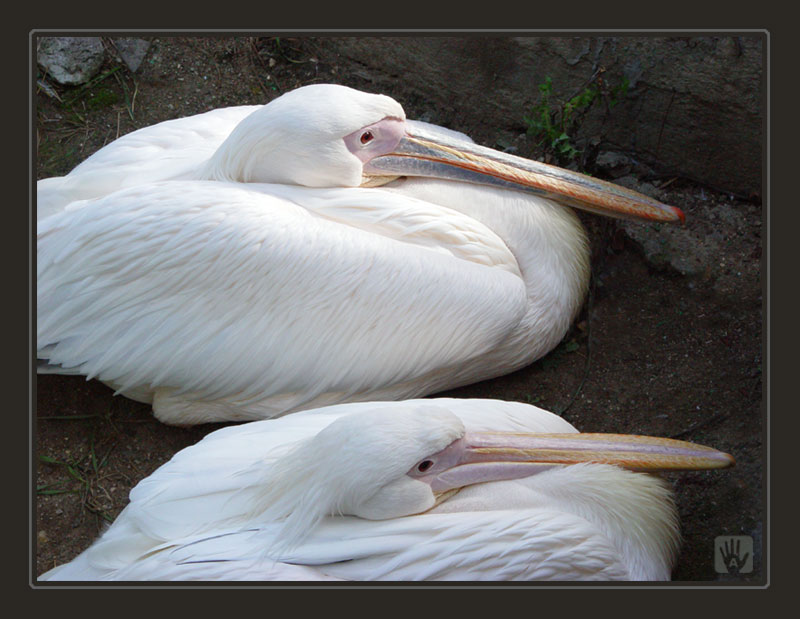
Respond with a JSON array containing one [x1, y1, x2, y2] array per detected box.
[[38, 398, 733, 582], [37, 84, 684, 424]]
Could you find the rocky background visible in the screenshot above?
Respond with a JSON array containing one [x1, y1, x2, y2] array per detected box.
[[35, 36, 764, 584]]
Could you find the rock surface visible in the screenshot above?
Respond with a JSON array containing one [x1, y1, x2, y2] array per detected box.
[[37, 37, 105, 86], [109, 38, 151, 73], [321, 36, 763, 197]]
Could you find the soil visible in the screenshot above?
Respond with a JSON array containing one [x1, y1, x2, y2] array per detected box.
[[34, 37, 764, 584]]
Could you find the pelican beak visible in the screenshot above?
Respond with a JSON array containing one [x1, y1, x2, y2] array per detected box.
[[363, 121, 684, 224], [416, 432, 734, 493]]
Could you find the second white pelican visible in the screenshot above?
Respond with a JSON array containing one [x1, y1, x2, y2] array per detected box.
[[37, 84, 684, 424], [38, 398, 733, 582]]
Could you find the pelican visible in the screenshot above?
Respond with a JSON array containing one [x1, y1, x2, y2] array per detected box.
[[38, 398, 733, 582], [37, 84, 684, 425]]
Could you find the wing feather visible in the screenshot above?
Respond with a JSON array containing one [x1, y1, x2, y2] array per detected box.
[[92, 510, 631, 581], [38, 187, 526, 423], [37, 106, 260, 220]]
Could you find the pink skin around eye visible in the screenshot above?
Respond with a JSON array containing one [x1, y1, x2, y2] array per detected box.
[[343, 118, 406, 164]]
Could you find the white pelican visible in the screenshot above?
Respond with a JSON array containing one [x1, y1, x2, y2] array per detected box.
[[37, 84, 685, 425], [38, 398, 733, 582]]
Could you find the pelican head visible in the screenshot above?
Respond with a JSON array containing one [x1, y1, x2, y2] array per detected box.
[[250, 404, 733, 549], [201, 84, 684, 223]]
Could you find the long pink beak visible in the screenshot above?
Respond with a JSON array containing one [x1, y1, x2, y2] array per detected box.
[[408, 431, 734, 493], [363, 120, 685, 224]]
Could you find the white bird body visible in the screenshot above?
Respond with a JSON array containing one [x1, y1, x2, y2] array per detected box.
[[39, 398, 726, 582], [92, 492, 651, 581], [36, 105, 261, 220], [38, 179, 584, 424], [37, 84, 682, 424]]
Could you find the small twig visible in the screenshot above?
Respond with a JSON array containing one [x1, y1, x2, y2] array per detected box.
[[668, 411, 730, 440], [557, 275, 595, 416], [97, 441, 117, 471], [566, 66, 603, 103], [112, 70, 137, 122], [101, 37, 123, 64], [655, 89, 676, 160], [248, 39, 283, 96], [130, 80, 138, 116], [36, 78, 62, 102], [656, 176, 678, 190], [39, 415, 95, 420], [597, 139, 755, 201], [37, 488, 80, 496]]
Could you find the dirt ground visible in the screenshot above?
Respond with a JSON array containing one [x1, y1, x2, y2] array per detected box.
[[34, 37, 764, 585]]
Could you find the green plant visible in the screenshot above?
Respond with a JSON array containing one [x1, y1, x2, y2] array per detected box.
[[524, 73, 630, 167], [38, 430, 119, 523]]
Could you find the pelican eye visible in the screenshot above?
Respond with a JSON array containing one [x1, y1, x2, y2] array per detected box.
[[416, 460, 434, 473], [360, 131, 374, 145]]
